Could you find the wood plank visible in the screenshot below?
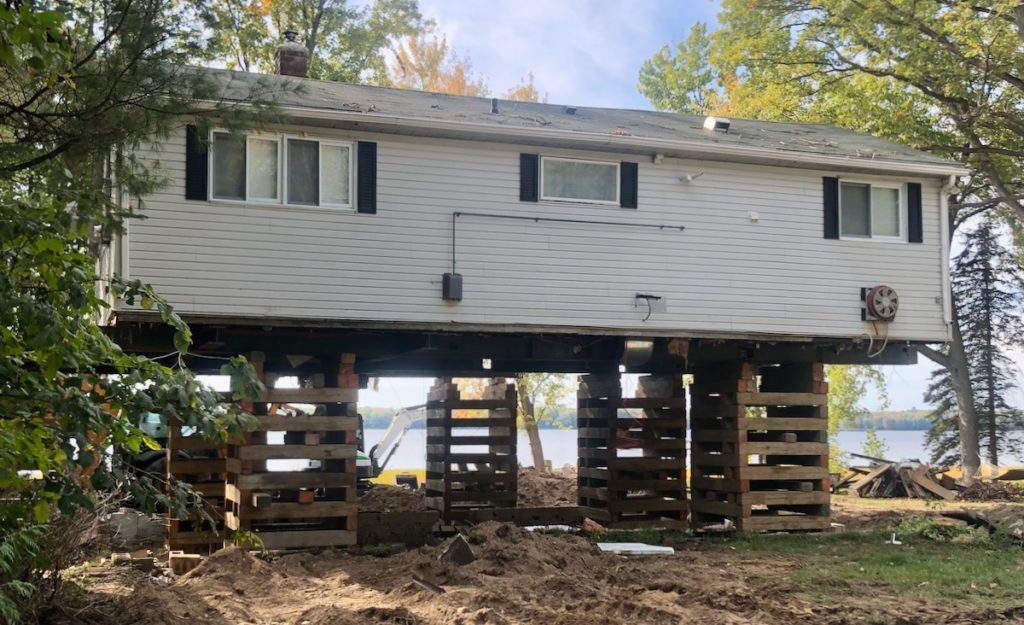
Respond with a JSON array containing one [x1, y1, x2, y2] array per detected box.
[[735, 392, 826, 406], [689, 500, 743, 517], [850, 463, 893, 496], [425, 417, 516, 428], [744, 442, 828, 456], [737, 417, 828, 431], [237, 444, 355, 461], [740, 491, 829, 506], [256, 529, 357, 550], [908, 468, 957, 501], [614, 458, 687, 471], [607, 498, 687, 513], [231, 501, 357, 520], [233, 472, 356, 490], [740, 465, 829, 481], [254, 415, 357, 431], [168, 458, 225, 474]]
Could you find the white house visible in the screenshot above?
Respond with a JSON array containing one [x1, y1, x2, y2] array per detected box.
[[106, 64, 962, 354]]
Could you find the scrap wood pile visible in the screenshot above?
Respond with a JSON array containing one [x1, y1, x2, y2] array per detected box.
[[837, 453, 957, 501]]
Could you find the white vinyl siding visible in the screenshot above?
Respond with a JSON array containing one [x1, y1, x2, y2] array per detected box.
[[122, 126, 950, 342]]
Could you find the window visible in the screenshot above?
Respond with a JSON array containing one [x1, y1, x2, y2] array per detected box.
[[540, 156, 619, 204], [209, 130, 352, 208], [839, 181, 903, 239], [247, 137, 279, 201]]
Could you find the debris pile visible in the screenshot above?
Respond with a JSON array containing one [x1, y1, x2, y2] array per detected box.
[[957, 480, 1024, 502], [838, 454, 956, 500]]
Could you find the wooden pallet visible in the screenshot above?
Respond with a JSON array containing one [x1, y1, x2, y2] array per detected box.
[[425, 378, 518, 523], [577, 374, 687, 530], [690, 361, 831, 532], [224, 354, 359, 550], [165, 420, 229, 554]]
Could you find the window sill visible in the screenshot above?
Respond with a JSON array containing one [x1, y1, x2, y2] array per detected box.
[[206, 198, 358, 215], [838, 235, 907, 244]]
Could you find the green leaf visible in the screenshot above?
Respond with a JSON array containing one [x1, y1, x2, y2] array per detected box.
[[32, 501, 49, 524]]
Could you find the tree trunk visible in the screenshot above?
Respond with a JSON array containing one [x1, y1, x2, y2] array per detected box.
[[519, 393, 547, 472], [948, 303, 982, 483]]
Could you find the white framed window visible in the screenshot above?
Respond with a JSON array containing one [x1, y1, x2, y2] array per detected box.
[[839, 180, 904, 241], [209, 130, 353, 208], [540, 156, 619, 204]]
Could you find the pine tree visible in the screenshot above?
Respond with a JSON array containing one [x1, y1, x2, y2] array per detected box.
[[926, 218, 1024, 466]]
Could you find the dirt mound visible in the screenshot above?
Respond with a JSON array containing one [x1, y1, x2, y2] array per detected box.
[[292, 605, 363, 625], [181, 545, 273, 582], [359, 484, 427, 512], [958, 480, 1024, 502], [517, 466, 576, 507]]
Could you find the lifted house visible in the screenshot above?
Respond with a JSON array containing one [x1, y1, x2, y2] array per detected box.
[[103, 44, 965, 548]]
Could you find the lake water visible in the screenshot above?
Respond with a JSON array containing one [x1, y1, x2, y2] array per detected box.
[[365, 428, 1024, 470]]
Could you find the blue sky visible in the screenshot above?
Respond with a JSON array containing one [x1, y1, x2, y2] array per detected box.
[[418, 0, 719, 109]]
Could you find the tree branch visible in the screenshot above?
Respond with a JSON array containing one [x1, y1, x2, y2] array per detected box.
[[916, 344, 951, 369]]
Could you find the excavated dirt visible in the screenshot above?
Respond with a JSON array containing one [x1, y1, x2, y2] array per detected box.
[[517, 466, 576, 507], [51, 521, 1015, 625], [358, 484, 428, 512]]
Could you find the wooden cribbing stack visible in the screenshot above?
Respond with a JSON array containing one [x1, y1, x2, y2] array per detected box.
[[577, 374, 687, 529], [223, 353, 359, 550], [165, 418, 229, 554], [690, 361, 831, 532], [425, 378, 518, 523]]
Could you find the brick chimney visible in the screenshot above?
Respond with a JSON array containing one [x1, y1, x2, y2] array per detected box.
[[275, 30, 309, 78]]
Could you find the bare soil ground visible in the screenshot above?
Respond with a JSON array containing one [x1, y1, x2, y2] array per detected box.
[[517, 466, 576, 507], [50, 498, 1024, 625]]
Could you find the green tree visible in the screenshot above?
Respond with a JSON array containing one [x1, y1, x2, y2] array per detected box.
[[637, 21, 721, 115], [201, 0, 425, 83], [1, 1, 269, 621], [825, 366, 889, 471], [638, 1, 1024, 482], [515, 373, 572, 472], [926, 217, 1024, 466]]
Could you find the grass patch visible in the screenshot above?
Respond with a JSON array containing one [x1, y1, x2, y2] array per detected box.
[[706, 529, 1024, 611]]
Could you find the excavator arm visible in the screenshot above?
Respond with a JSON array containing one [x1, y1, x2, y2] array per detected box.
[[368, 404, 427, 475]]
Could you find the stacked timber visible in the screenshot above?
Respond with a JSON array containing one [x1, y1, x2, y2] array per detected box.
[[577, 374, 687, 529], [223, 354, 359, 550], [841, 456, 956, 500], [425, 378, 518, 523], [165, 419, 229, 554], [690, 361, 831, 532]]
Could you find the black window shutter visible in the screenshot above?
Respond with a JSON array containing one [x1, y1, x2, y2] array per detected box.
[[184, 125, 208, 201], [520, 153, 539, 201], [357, 141, 377, 214], [620, 161, 638, 208], [907, 182, 923, 243], [823, 176, 839, 239]]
